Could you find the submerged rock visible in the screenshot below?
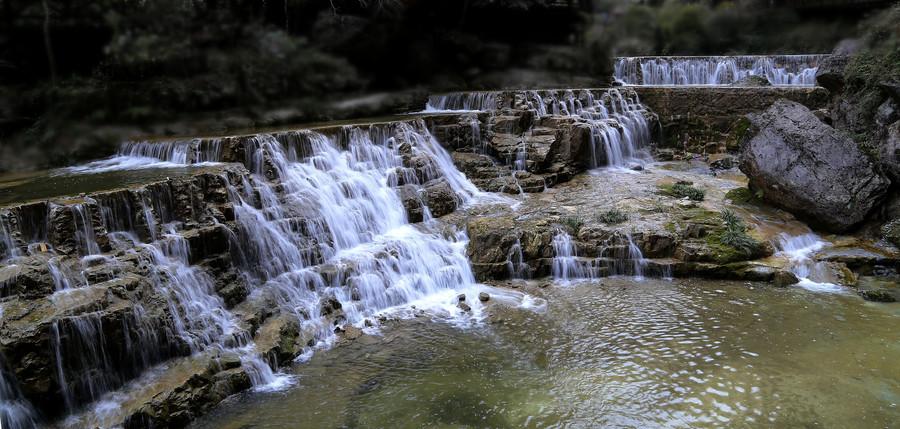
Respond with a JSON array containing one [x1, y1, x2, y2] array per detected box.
[[739, 99, 889, 232]]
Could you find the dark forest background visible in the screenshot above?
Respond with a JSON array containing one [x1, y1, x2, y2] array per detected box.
[[0, 0, 891, 172]]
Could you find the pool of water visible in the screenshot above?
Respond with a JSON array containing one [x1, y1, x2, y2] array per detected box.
[[0, 164, 222, 206], [192, 278, 900, 428]]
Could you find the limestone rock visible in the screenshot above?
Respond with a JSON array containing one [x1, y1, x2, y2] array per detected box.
[[739, 99, 889, 232]]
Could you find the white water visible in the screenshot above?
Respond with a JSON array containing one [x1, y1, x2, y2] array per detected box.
[[776, 233, 844, 293], [425, 92, 498, 112], [0, 211, 19, 261], [551, 230, 601, 282], [225, 120, 514, 346], [615, 55, 821, 86], [59, 139, 223, 174], [525, 89, 653, 168], [0, 354, 38, 429], [506, 239, 530, 280]]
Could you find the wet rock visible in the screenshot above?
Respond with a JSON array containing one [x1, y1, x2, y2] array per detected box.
[[878, 120, 900, 181], [731, 75, 771, 87], [0, 257, 54, 298], [422, 179, 459, 218], [124, 363, 252, 429], [457, 302, 471, 312], [708, 153, 735, 170], [772, 270, 800, 287], [815, 54, 850, 93], [478, 292, 490, 302], [457, 293, 466, 302], [739, 100, 889, 232], [858, 288, 898, 302]]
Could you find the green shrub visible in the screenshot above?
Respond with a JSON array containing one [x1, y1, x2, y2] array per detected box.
[[598, 209, 628, 224], [660, 181, 705, 201], [560, 216, 585, 235], [718, 209, 757, 255]]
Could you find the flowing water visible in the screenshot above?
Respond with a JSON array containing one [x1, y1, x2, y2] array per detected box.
[[191, 277, 900, 429], [776, 232, 846, 293], [614, 55, 822, 86]]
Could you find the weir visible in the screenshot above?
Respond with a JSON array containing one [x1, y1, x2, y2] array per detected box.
[[614, 55, 825, 86]]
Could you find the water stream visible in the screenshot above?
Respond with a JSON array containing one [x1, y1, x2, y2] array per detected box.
[[614, 55, 822, 86], [191, 278, 900, 429]]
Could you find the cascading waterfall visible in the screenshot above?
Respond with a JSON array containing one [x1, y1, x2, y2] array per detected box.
[[225, 121, 489, 348], [506, 239, 530, 280], [551, 230, 600, 282], [0, 353, 38, 429], [60, 138, 223, 174], [776, 232, 843, 292], [425, 92, 498, 111], [614, 55, 822, 86], [0, 211, 18, 261], [526, 89, 652, 168]]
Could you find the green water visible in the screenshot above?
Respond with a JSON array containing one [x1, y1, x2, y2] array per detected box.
[[0, 166, 219, 206], [193, 278, 900, 428]]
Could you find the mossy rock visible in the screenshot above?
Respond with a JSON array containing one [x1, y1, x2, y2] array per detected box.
[[724, 187, 763, 205], [725, 117, 752, 152]]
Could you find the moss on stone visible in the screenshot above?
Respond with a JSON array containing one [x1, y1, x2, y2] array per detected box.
[[658, 182, 705, 201], [725, 117, 751, 151], [724, 187, 762, 205]]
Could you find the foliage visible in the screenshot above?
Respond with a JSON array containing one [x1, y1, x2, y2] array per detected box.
[[598, 209, 628, 224], [718, 209, 758, 255], [660, 181, 705, 202], [560, 216, 585, 235]]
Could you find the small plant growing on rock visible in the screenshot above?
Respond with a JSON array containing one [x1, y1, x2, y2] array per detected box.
[[598, 209, 628, 224], [659, 181, 705, 202], [560, 216, 585, 235], [719, 209, 758, 254]]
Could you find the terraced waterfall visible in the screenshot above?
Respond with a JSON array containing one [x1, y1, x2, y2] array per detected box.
[[1, 84, 899, 429]]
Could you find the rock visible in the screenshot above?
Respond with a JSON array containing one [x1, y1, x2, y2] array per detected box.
[[707, 153, 735, 170], [422, 179, 459, 218], [881, 218, 900, 248], [478, 292, 490, 302], [772, 270, 800, 287], [731, 75, 770, 87], [656, 148, 676, 161], [815, 54, 849, 93], [739, 99, 889, 232], [876, 99, 899, 127], [629, 163, 643, 171], [879, 121, 900, 181], [457, 302, 471, 312], [457, 293, 466, 302], [858, 289, 898, 303]]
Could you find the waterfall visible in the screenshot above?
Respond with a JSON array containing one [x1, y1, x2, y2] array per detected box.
[[526, 89, 652, 168], [59, 138, 223, 174], [0, 353, 38, 429], [776, 233, 844, 292], [425, 92, 498, 111], [551, 230, 600, 282], [506, 239, 530, 280], [614, 55, 822, 86], [0, 211, 19, 261], [601, 233, 651, 279], [70, 202, 101, 256], [224, 120, 497, 349]]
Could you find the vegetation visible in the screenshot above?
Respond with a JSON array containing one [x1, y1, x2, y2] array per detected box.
[[724, 187, 763, 205], [718, 209, 758, 255], [659, 181, 705, 201], [560, 216, 585, 235], [598, 209, 628, 224], [605, 0, 862, 56]]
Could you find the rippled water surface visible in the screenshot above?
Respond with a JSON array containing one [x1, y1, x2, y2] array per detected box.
[[193, 278, 900, 428]]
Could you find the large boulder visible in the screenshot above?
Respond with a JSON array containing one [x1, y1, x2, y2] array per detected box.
[[739, 99, 889, 232]]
